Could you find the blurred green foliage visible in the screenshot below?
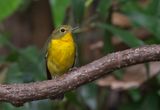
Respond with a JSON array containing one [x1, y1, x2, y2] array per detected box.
[[0, 0, 160, 110], [50, 0, 71, 27], [0, 0, 22, 22], [98, 24, 145, 47]]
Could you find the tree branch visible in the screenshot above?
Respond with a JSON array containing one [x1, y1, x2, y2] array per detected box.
[[0, 45, 160, 106]]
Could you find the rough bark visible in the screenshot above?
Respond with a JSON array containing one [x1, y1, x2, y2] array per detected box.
[[0, 45, 160, 106]]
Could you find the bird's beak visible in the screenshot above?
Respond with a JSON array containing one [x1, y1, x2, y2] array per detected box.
[[71, 26, 79, 32]]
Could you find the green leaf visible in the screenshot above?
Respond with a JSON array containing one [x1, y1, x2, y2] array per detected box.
[[113, 69, 124, 80], [6, 51, 19, 62], [144, 0, 160, 16], [0, 100, 53, 110], [97, 0, 113, 54], [80, 83, 98, 110], [128, 88, 141, 102], [119, 103, 140, 110], [128, 12, 160, 41], [5, 46, 45, 83], [6, 63, 22, 83], [103, 30, 114, 53], [140, 93, 160, 110], [18, 46, 45, 81], [144, 37, 160, 44], [156, 72, 160, 85], [85, 0, 93, 7], [97, 0, 112, 20], [65, 91, 86, 110], [50, 0, 70, 27], [29, 100, 53, 110], [98, 24, 144, 47], [121, 0, 144, 13], [71, 0, 85, 24], [0, 0, 22, 22], [0, 34, 9, 46], [65, 92, 80, 106]]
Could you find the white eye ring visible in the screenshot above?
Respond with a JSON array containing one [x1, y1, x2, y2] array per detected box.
[[60, 28, 66, 33]]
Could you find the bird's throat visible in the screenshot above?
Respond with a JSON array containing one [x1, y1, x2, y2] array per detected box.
[[60, 32, 74, 42]]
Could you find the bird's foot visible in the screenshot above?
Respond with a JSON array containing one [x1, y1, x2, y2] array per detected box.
[[69, 67, 78, 72]]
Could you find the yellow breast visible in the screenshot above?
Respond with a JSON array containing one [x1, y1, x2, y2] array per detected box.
[[47, 32, 76, 76]]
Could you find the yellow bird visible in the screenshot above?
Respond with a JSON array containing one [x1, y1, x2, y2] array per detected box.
[[45, 25, 76, 80]]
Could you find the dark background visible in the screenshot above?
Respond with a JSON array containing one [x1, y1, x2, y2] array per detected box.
[[0, 0, 160, 110]]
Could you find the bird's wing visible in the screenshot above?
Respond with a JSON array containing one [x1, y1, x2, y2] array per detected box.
[[45, 53, 52, 80], [44, 36, 52, 80], [71, 43, 78, 68]]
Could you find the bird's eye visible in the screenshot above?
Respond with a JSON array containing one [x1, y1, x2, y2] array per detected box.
[[60, 28, 66, 33]]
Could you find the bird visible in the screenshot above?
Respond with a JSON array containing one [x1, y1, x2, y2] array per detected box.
[[45, 25, 77, 99]]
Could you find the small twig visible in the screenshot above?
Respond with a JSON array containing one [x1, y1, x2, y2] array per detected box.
[[0, 45, 160, 106]]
